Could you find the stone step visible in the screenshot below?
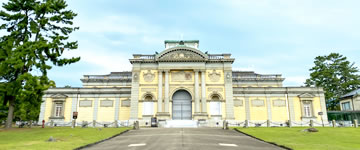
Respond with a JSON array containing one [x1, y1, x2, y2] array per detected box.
[[164, 120, 198, 128]]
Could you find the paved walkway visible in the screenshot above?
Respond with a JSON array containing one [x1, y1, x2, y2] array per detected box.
[[83, 128, 285, 150]]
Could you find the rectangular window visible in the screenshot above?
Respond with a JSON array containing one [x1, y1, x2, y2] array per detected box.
[[303, 103, 311, 117], [55, 103, 63, 117], [342, 102, 351, 111], [210, 102, 221, 115], [143, 102, 153, 115]]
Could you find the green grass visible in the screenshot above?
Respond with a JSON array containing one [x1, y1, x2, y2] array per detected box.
[[234, 127, 360, 150], [0, 127, 130, 150]]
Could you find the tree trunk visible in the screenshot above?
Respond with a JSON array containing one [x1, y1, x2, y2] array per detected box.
[[5, 98, 15, 129]]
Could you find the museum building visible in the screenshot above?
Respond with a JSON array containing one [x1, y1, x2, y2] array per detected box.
[[38, 40, 328, 127]]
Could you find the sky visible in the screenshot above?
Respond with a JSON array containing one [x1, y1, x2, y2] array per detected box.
[[2, 0, 360, 87]]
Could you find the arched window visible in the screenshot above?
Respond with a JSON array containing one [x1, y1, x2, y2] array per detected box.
[[211, 95, 220, 101], [210, 94, 222, 116], [144, 95, 153, 101], [143, 94, 154, 116]]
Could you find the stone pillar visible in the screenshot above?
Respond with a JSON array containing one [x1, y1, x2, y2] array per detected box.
[[288, 120, 292, 128], [70, 94, 78, 121], [245, 96, 250, 120], [287, 96, 295, 121], [266, 95, 272, 121], [319, 93, 329, 122], [130, 71, 140, 120], [38, 97, 47, 124], [164, 70, 169, 113], [201, 70, 207, 113], [224, 71, 235, 119], [93, 97, 99, 121], [194, 70, 200, 113], [158, 70, 163, 112], [354, 119, 358, 128], [114, 97, 120, 120]]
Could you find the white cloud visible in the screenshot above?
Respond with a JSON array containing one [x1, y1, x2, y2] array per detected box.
[[284, 76, 308, 86], [62, 43, 132, 74]]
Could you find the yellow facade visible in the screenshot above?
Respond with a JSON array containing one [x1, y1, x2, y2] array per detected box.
[[40, 40, 328, 127], [118, 98, 130, 120], [271, 97, 288, 122], [77, 98, 94, 122], [249, 97, 267, 121]]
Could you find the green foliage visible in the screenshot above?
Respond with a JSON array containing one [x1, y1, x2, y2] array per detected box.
[[305, 53, 360, 110], [0, 0, 79, 125]]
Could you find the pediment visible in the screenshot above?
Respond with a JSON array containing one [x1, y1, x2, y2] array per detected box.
[[298, 93, 315, 98], [156, 47, 208, 61], [50, 94, 68, 98]]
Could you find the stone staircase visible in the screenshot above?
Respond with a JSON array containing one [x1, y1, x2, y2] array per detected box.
[[163, 120, 198, 128]]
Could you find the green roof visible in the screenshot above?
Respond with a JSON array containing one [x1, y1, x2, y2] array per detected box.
[[164, 40, 199, 43]]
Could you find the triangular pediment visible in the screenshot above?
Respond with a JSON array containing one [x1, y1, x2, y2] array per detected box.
[[50, 94, 68, 98], [298, 93, 315, 98], [156, 47, 208, 62]]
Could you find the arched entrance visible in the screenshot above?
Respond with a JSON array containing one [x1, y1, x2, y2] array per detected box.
[[172, 90, 192, 120]]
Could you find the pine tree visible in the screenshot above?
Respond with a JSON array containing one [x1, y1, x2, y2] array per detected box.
[[0, 0, 80, 128], [305, 53, 360, 110]]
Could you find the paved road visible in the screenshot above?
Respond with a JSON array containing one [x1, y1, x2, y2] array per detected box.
[[84, 128, 285, 150]]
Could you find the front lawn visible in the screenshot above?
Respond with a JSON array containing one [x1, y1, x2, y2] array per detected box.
[[0, 127, 130, 150], [235, 127, 360, 150]]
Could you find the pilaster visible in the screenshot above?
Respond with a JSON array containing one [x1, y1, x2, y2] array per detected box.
[[158, 70, 163, 112], [130, 71, 140, 120], [164, 70, 169, 113], [114, 97, 120, 120], [38, 97, 47, 122], [319, 94, 329, 122], [245, 96, 250, 120], [201, 70, 207, 113], [266, 95, 272, 120], [70, 94, 78, 120], [224, 71, 235, 119], [93, 96, 99, 120], [287, 96, 295, 121], [194, 70, 200, 112]]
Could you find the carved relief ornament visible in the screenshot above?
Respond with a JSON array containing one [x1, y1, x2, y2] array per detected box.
[[208, 70, 221, 82], [171, 71, 192, 82], [161, 50, 203, 61], [143, 70, 155, 82]]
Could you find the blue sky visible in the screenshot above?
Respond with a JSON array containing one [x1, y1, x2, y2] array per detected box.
[[3, 0, 360, 87]]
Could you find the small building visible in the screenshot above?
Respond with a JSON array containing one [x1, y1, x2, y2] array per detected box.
[[340, 89, 360, 111]]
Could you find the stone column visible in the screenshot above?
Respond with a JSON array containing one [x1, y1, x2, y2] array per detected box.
[[164, 70, 169, 113], [194, 70, 200, 113], [201, 70, 207, 113], [158, 70, 163, 112]]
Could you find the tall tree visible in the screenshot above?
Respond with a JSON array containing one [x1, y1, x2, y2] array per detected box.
[[305, 53, 360, 110], [0, 0, 79, 128]]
